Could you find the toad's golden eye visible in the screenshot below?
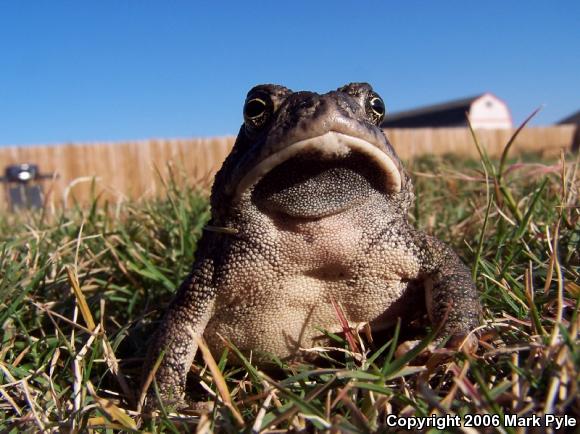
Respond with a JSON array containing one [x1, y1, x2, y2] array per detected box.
[[366, 94, 386, 125], [244, 98, 267, 119], [243, 96, 272, 130]]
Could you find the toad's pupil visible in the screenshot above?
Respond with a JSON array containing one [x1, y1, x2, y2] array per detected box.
[[245, 99, 266, 118]]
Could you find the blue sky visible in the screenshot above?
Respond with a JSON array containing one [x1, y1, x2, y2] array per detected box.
[[0, 1, 578, 146]]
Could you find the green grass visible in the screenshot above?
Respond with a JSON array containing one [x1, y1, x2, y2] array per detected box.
[[0, 144, 578, 432]]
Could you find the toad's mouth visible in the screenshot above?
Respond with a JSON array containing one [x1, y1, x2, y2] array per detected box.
[[241, 132, 402, 219]]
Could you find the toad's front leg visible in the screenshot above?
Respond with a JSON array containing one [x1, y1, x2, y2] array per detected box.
[[141, 262, 216, 411], [415, 233, 481, 350]]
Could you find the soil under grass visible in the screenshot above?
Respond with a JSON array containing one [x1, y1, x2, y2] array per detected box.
[[0, 148, 578, 432]]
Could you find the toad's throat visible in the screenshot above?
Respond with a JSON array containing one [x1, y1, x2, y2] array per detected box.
[[234, 132, 402, 204], [252, 153, 386, 218]]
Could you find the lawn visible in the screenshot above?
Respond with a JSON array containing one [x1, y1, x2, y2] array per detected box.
[[0, 139, 578, 432]]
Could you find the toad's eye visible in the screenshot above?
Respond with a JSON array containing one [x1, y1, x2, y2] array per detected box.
[[244, 98, 267, 119], [366, 94, 386, 125], [243, 96, 272, 129]]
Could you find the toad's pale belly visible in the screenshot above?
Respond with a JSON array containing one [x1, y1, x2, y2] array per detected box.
[[203, 269, 417, 361], [202, 202, 423, 360]]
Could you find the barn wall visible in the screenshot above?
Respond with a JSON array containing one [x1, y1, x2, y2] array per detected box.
[[469, 94, 513, 129]]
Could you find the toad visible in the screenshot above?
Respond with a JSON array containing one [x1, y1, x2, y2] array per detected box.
[[142, 83, 481, 408]]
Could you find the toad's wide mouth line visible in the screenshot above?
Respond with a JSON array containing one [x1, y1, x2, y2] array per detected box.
[[234, 132, 401, 201]]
